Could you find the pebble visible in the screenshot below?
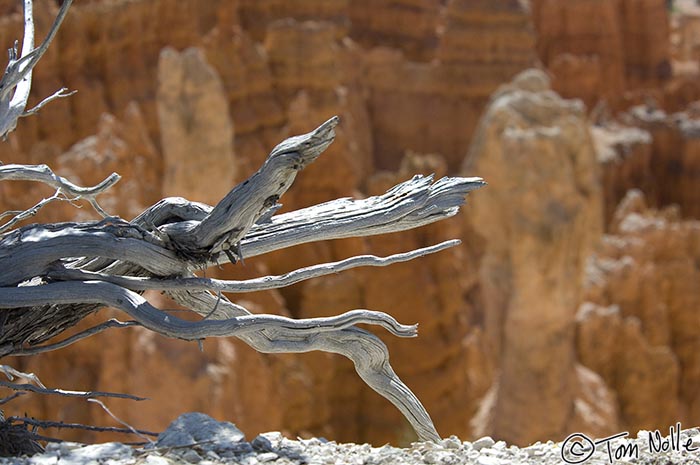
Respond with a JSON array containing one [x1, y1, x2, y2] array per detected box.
[[257, 452, 279, 462], [155, 412, 245, 452], [46, 442, 83, 454], [423, 450, 454, 464], [491, 441, 506, 451], [3, 413, 699, 465], [28, 456, 60, 465], [440, 437, 462, 450], [252, 435, 274, 451], [180, 449, 201, 463], [142, 455, 171, 465], [471, 436, 495, 451], [476, 455, 502, 465], [240, 455, 261, 465]]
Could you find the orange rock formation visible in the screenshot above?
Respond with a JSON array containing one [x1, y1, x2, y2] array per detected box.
[[1, 0, 700, 448], [580, 190, 700, 431], [531, 0, 671, 109], [463, 70, 612, 445]]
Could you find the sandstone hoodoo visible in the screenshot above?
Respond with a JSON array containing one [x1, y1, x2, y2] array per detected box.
[[463, 69, 607, 446]]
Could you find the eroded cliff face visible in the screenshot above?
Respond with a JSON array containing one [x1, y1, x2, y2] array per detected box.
[[531, 0, 671, 109], [459, 67, 700, 445], [621, 105, 700, 218], [0, 0, 530, 445], [1, 0, 700, 448], [592, 123, 654, 226], [366, 0, 536, 172], [156, 47, 236, 205], [580, 190, 700, 431]]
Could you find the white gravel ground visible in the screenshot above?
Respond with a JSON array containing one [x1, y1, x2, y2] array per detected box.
[[3, 413, 700, 465]]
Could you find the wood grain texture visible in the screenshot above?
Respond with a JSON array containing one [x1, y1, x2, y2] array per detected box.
[[0, 4, 484, 439]]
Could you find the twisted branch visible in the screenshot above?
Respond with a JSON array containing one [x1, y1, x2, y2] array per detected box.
[[168, 288, 442, 442], [0, 114, 485, 442], [0, 164, 119, 228], [0, 281, 419, 339], [46, 240, 461, 293], [9, 319, 141, 356]]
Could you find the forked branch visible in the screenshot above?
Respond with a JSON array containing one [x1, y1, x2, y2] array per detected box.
[[0, 0, 479, 448], [0, 112, 484, 442], [0, 0, 74, 138], [0, 164, 119, 232]]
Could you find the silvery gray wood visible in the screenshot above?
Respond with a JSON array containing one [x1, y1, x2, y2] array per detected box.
[[0, 0, 486, 443], [0, 0, 74, 139], [0, 164, 118, 228], [0, 119, 484, 442]]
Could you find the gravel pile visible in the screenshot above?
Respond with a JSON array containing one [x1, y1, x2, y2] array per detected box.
[[2, 413, 700, 465]]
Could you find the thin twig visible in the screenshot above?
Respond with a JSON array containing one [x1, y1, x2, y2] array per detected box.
[[0, 209, 23, 220], [88, 399, 155, 444], [10, 319, 141, 356], [0, 380, 147, 401], [1, 0, 73, 100], [23, 433, 63, 443], [0, 0, 75, 138], [0, 189, 64, 233], [203, 291, 222, 319], [0, 391, 25, 405], [0, 164, 119, 220], [0, 364, 46, 388], [48, 240, 461, 293], [9, 416, 159, 437], [22, 87, 76, 116]]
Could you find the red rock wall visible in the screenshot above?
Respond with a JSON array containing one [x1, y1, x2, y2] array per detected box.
[[531, 0, 671, 109], [1, 0, 526, 445], [593, 123, 654, 226], [1, 0, 700, 448], [366, 0, 536, 172], [622, 104, 700, 218], [348, 0, 441, 62], [580, 190, 700, 431]]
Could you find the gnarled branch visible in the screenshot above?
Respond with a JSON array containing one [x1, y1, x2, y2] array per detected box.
[[46, 240, 461, 293], [0, 115, 484, 442], [0, 164, 119, 227], [0, 280, 419, 339]]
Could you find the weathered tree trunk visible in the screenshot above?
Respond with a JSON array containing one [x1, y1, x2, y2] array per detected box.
[[0, 0, 484, 443]]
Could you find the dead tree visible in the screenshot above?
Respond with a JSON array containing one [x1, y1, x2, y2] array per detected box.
[[0, 0, 484, 443]]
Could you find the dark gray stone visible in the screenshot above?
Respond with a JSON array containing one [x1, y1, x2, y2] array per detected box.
[[156, 412, 246, 452]]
